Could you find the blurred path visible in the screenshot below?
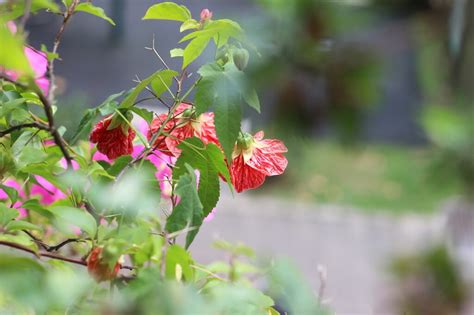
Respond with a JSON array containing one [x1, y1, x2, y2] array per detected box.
[[192, 194, 446, 314]]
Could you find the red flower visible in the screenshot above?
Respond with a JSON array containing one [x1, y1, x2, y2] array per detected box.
[[87, 247, 121, 282], [230, 131, 288, 193], [90, 116, 135, 160], [148, 103, 219, 156]]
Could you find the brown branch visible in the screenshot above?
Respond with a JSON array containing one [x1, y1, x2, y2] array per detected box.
[[0, 239, 87, 266], [0, 122, 49, 137]]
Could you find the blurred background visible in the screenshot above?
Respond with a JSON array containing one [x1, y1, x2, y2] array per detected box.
[[24, 0, 473, 313]]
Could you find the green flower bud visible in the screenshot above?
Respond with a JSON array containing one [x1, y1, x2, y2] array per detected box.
[[233, 48, 249, 71]]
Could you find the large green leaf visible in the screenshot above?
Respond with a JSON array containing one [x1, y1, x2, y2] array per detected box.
[[51, 206, 97, 238], [174, 138, 224, 217], [143, 2, 191, 22], [165, 165, 203, 248], [75, 2, 115, 25], [182, 35, 211, 69], [0, 204, 19, 226], [214, 95, 241, 162]]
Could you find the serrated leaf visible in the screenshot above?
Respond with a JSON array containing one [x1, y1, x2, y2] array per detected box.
[[174, 138, 221, 217], [206, 143, 233, 191], [214, 95, 241, 162], [165, 165, 203, 248], [150, 69, 178, 97], [195, 78, 216, 115], [75, 2, 115, 25], [143, 2, 191, 22], [51, 206, 97, 238], [183, 35, 211, 69]]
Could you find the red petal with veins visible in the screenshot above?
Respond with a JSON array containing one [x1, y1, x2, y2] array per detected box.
[[230, 155, 266, 193]]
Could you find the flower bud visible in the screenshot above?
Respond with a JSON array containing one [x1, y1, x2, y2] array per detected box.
[[200, 9, 213, 22], [87, 247, 121, 282], [233, 48, 249, 71]]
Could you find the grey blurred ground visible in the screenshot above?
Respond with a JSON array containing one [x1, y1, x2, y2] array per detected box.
[[192, 193, 473, 314]]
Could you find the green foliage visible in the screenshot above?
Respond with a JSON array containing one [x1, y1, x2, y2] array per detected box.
[[165, 164, 203, 248], [0, 0, 59, 20], [0, 23, 32, 76], [143, 2, 192, 22], [75, 2, 115, 25]]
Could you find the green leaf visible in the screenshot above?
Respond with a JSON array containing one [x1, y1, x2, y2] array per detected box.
[[170, 48, 184, 58], [51, 206, 97, 238], [0, 184, 18, 204], [214, 95, 241, 162], [150, 69, 178, 97], [1, 0, 60, 20], [75, 2, 115, 25], [183, 35, 211, 69], [0, 23, 32, 76], [21, 199, 54, 219], [180, 19, 200, 32], [6, 220, 42, 232], [70, 108, 96, 144], [206, 143, 232, 190], [143, 2, 191, 22], [0, 204, 19, 226], [195, 78, 217, 115], [120, 71, 166, 108], [165, 244, 194, 281], [106, 155, 133, 177], [174, 138, 223, 217], [243, 88, 261, 113], [165, 165, 203, 248], [131, 107, 154, 124]]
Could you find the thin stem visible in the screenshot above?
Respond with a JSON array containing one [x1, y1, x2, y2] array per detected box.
[[0, 122, 49, 137], [145, 34, 179, 84], [19, 0, 32, 30], [48, 0, 80, 104]]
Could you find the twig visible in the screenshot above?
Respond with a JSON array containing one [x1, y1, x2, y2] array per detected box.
[[0, 239, 87, 266], [145, 34, 178, 84], [19, 0, 32, 30], [48, 0, 80, 104], [23, 230, 86, 252], [0, 122, 49, 137]]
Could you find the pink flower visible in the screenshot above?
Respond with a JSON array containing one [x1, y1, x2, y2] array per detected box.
[[200, 9, 213, 21], [230, 131, 288, 193]]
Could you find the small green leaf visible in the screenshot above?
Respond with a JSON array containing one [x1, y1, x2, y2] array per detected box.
[[165, 244, 194, 281], [170, 48, 184, 58], [107, 155, 133, 177], [0, 204, 19, 226], [0, 23, 32, 76], [6, 220, 42, 232], [21, 199, 53, 219], [150, 69, 178, 97], [75, 2, 115, 25], [243, 87, 261, 113], [180, 19, 200, 32], [0, 184, 18, 204], [120, 71, 165, 108], [143, 2, 191, 22], [51, 206, 97, 238], [183, 35, 211, 69], [131, 107, 154, 124]]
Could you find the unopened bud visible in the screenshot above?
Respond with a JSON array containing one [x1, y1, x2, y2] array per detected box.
[[200, 9, 213, 22], [233, 48, 249, 71]]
